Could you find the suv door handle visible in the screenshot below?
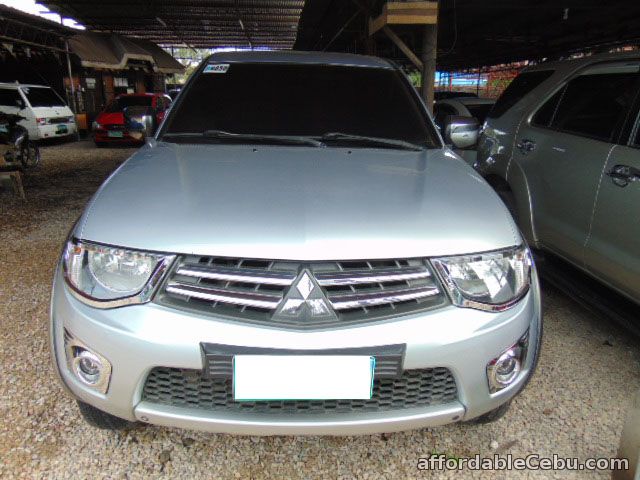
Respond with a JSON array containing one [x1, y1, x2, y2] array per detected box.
[[607, 164, 640, 187], [516, 139, 536, 154]]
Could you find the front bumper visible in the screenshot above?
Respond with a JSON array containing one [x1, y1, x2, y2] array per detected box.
[[36, 123, 77, 140], [94, 130, 143, 144], [50, 264, 542, 435]]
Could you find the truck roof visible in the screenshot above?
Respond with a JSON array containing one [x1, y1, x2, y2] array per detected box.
[[523, 50, 640, 74], [204, 50, 394, 70]]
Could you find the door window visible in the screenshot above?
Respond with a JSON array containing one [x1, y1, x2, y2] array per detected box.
[[531, 87, 565, 127], [487, 70, 554, 119], [550, 68, 639, 142], [629, 106, 640, 147], [465, 103, 493, 124], [0, 89, 22, 107]]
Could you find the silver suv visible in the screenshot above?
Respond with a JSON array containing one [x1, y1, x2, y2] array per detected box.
[[477, 52, 640, 305], [50, 51, 541, 435]]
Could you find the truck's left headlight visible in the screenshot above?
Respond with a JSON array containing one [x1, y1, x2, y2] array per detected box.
[[63, 239, 174, 308], [432, 246, 531, 311]]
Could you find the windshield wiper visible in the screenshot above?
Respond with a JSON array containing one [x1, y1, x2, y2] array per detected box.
[[319, 132, 424, 151], [163, 130, 325, 147]]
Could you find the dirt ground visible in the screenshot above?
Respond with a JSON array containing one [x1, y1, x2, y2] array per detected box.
[[0, 140, 638, 479]]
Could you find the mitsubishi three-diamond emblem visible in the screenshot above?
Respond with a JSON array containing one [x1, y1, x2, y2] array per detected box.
[[273, 270, 338, 321]]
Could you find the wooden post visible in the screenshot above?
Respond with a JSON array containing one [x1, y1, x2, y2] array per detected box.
[[382, 25, 422, 70], [420, 23, 437, 110]]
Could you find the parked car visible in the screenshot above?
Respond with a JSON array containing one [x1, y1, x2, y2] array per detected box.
[[434, 97, 495, 165], [51, 51, 541, 435], [477, 51, 640, 307], [93, 93, 172, 146], [0, 82, 77, 141]]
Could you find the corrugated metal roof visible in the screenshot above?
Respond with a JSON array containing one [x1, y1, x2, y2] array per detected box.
[[0, 4, 73, 53], [41, 1, 305, 49], [68, 32, 185, 73], [297, 0, 640, 70]]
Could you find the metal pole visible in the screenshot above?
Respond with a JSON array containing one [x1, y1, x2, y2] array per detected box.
[[59, 15, 77, 113], [420, 24, 437, 110], [65, 38, 76, 113]]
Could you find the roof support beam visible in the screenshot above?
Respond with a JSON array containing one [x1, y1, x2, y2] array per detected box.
[[369, 1, 437, 35], [380, 25, 422, 69]]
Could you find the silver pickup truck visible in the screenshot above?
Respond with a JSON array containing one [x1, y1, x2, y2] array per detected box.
[[50, 51, 541, 435]]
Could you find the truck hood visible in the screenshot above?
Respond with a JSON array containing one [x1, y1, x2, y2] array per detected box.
[[77, 142, 519, 260], [32, 106, 73, 118]]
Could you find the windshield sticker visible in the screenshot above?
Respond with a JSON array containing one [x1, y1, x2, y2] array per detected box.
[[204, 64, 230, 74]]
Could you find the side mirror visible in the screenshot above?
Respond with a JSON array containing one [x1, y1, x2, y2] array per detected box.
[[443, 115, 479, 149], [123, 106, 155, 140]]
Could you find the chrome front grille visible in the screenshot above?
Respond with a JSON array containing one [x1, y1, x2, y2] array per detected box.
[[48, 116, 72, 124], [143, 367, 458, 414], [156, 256, 447, 329]]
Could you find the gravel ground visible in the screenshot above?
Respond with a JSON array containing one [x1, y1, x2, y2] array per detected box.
[[0, 140, 639, 479]]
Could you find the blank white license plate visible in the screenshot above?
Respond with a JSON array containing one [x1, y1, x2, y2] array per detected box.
[[233, 355, 375, 401]]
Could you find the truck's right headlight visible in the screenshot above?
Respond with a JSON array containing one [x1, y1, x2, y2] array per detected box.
[[63, 239, 174, 308], [431, 246, 531, 311]]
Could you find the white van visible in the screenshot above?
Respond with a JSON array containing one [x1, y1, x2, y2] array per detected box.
[[0, 82, 77, 141]]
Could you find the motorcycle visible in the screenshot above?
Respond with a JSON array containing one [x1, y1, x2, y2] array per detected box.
[[0, 112, 40, 169]]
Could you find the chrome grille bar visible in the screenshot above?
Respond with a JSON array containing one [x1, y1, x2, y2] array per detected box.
[[166, 283, 282, 309], [176, 264, 296, 286], [328, 286, 440, 310], [158, 255, 447, 329], [315, 267, 431, 286]]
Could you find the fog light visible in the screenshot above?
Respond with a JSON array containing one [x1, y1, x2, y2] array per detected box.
[[487, 330, 528, 393], [64, 330, 112, 394], [73, 349, 103, 385]]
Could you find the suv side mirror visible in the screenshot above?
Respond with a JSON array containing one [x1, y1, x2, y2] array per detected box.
[[443, 115, 479, 149]]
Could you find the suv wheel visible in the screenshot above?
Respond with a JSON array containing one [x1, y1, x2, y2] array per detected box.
[[465, 401, 512, 424], [77, 401, 137, 430]]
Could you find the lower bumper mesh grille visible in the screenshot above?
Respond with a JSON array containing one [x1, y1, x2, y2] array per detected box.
[[142, 367, 458, 414]]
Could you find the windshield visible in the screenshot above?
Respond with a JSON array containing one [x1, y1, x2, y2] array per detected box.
[[106, 96, 153, 113], [21, 87, 66, 108], [162, 62, 439, 148]]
